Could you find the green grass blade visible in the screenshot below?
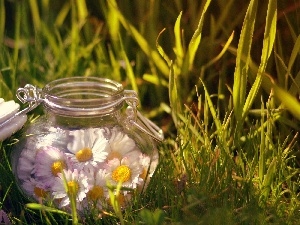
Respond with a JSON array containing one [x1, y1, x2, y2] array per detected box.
[[29, 0, 41, 31], [76, 0, 88, 22], [286, 35, 300, 89], [143, 73, 168, 87], [13, 3, 21, 65], [200, 79, 221, 132], [40, 22, 61, 59], [107, 44, 122, 81], [259, 100, 265, 185], [200, 31, 234, 77], [70, 0, 79, 71], [169, 60, 181, 127], [284, 13, 298, 43], [109, 0, 169, 77], [242, 0, 277, 119], [260, 157, 277, 205], [0, 0, 5, 45], [178, 114, 205, 144], [227, 45, 274, 94], [288, 70, 300, 96], [156, 28, 171, 65], [211, 0, 235, 39], [0, 77, 13, 100], [181, 0, 211, 75], [54, 2, 70, 27], [26, 203, 70, 215], [174, 11, 184, 67], [232, 0, 258, 122], [120, 37, 139, 94], [107, 0, 120, 44], [273, 84, 300, 120]]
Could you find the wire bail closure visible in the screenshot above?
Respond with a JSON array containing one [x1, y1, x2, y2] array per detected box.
[[124, 90, 164, 142], [16, 84, 43, 112], [0, 84, 164, 142]]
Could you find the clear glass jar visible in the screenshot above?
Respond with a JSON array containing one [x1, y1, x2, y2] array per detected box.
[[11, 77, 163, 211]]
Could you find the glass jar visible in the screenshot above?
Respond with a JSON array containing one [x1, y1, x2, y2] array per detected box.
[[11, 77, 163, 211]]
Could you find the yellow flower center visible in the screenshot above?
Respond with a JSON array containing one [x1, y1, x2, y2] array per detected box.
[[76, 147, 93, 162], [51, 160, 66, 176], [34, 186, 48, 198], [67, 181, 79, 196], [107, 151, 122, 161], [112, 165, 131, 182], [87, 185, 104, 201]]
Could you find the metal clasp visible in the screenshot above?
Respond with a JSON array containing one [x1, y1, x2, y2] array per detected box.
[[16, 84, 43, 112], [124, 90, 164, 142]]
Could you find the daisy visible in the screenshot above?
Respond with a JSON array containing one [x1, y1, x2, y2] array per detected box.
[[35, 146, 71, 187], [79, 167, 110, 210], [15, 134, 48, 181], [66, 128, 109, 170], [86, 167, 109, 202], [138, 151, 159, 191], [105, 156, 143, 190], [52, 169, 89, 208], [16, 148, 37, 181], [16, 127, 64, 181], [139, 150, 159, 180], [21, 177, 51, 200], [105, 127, 140, 162], [0, 209, 11, 225]]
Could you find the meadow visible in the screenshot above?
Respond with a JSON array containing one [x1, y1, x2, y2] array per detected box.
[[1, 0, 300, 224]]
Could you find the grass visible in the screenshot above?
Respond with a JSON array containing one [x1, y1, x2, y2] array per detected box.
[[1, 0, 300, 224]]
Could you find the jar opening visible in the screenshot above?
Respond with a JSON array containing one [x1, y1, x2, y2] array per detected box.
[[42, 77, 124, 116]]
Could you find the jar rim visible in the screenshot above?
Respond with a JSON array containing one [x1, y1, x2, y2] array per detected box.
[[42, 77, 125, 116]]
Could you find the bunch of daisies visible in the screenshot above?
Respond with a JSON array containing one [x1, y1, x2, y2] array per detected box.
[[16, 126, 158, 211]]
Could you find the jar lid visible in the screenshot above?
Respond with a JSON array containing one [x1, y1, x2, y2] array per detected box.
[[42, 77, 125, 116]]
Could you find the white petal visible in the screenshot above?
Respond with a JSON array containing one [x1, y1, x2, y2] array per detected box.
[[0, 114, 27, 141], [0, 100, 20, 124], [67, 130, 85, 153]]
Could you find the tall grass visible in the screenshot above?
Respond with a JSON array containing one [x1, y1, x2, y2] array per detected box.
[[1, 0, 300, 224]]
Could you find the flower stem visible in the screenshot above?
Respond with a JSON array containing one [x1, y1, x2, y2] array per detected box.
[[61, 171, 79, 225]]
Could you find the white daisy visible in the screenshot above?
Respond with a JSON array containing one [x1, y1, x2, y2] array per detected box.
[[78, 166, 110, 210], [66, 128, 109, 170], [139, 150, 159, 180], [105, 127, 140, 162], [52, 169, 89, 208], [105, 156, 143, 190], [138, 151, 159, 191], [35, 146, 71, 187], [87, 167, 109, 201]]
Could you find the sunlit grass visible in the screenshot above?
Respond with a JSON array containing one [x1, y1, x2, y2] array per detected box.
[[1, 0, 300, 224]]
